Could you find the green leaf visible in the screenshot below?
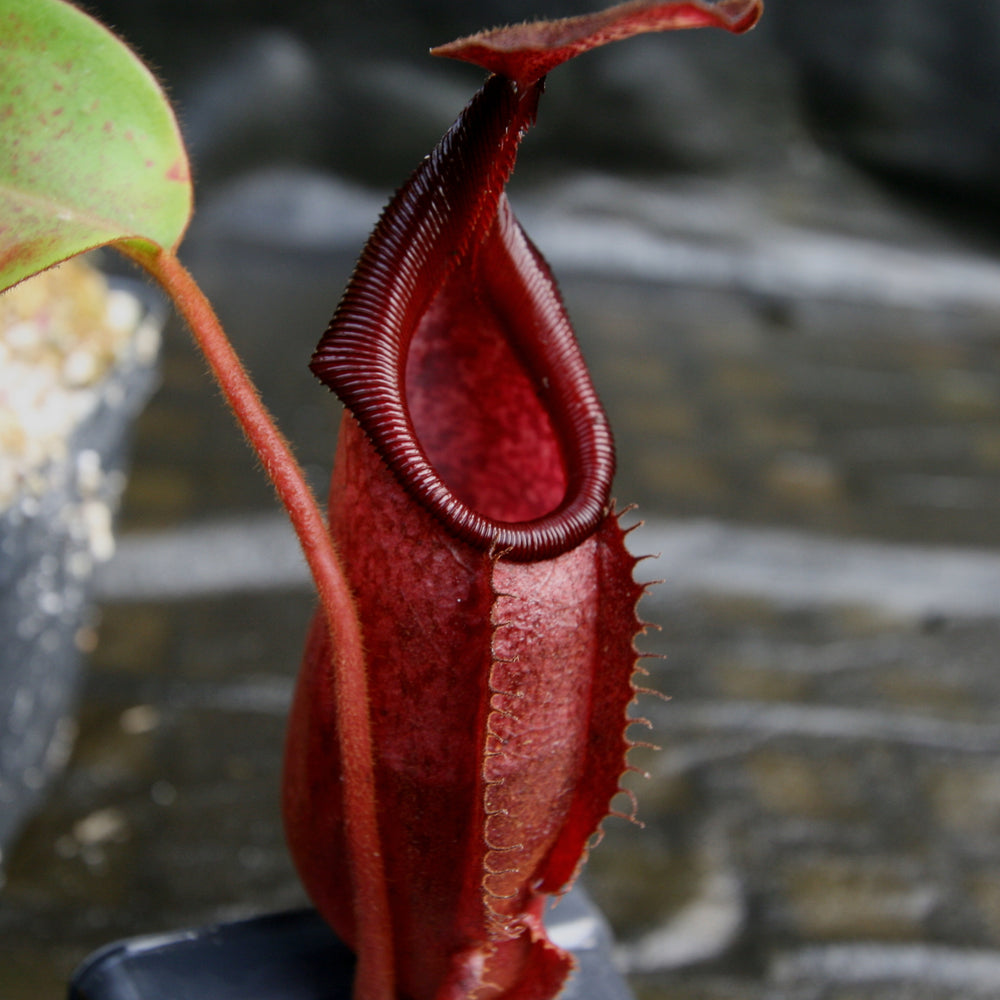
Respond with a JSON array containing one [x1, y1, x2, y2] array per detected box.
[[0, 0, 191, 292]]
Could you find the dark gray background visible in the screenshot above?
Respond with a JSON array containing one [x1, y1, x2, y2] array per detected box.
[[5, 2, 1000, 999]]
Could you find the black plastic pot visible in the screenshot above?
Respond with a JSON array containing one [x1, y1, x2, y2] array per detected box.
[[68, 885, 633, 1000]]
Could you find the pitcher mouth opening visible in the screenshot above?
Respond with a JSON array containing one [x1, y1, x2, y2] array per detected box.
[[311, 74, 614, 561], [405, 273, 568, 528]]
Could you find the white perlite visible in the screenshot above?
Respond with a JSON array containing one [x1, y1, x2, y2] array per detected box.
[[0, 257, 159, 513]]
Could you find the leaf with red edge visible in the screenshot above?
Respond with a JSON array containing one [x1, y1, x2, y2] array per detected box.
[[0, 0, 191, 292]]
